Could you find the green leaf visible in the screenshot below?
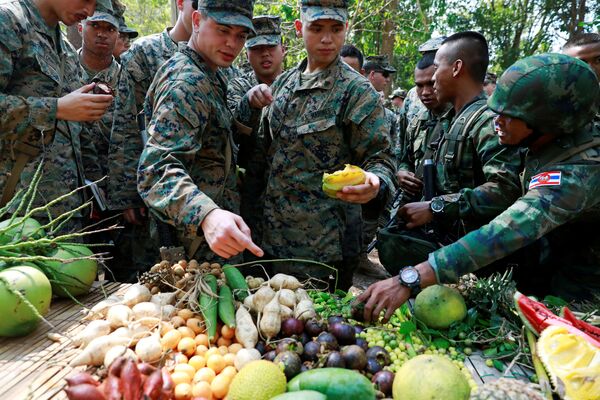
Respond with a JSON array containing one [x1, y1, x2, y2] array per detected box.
[[492, 359, 505, 372], [433, 338, 450, 349], [483, 347, 498, 357], [543, 295, 568, 308], [399, 320, 417, 336]]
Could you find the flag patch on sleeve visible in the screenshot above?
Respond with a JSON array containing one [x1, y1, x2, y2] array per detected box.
[[529, 171, 561, 189]]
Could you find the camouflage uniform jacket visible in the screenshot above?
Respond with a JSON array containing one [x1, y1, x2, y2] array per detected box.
[[0, 0, 101, 217], [431, 94, 522, 233], [397, 86, 425, 137], [227, 70, 260, 139], [79, 52, 121, 178], [255, 57, 396, 262], [137, 46, 238, 257], [107, 28, 178, 210], [430, 125, 600, 300]]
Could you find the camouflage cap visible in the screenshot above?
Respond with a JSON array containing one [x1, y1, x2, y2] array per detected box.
[[198, 0, 255, 34], [389, 88, 407, 99], [418, 36, 447, 53], [86, 11, 119, 28], [363, 55, 396, 73], [246, 15, 281, 48], [116, 16, 139, 38], [301, 0, 349, 23], [96, 0, 114, 13], [488, 53, 600, 135]]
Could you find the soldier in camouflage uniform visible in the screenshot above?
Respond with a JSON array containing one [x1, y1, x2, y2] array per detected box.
[[248, 0, 396, 290], [113, 16, 138, 61], [138, 0, 263, 262], [359, 54, 600, 319], [389, 88, 406, 114], [563, 32, 600, 79], [363, 55, 395, 96], [377, 32, 523, 275], [0, 0, 113, 231], [227, 15, 285, 244]]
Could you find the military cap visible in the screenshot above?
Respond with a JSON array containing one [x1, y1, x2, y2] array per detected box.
[[389, 88, 407, 99], [418, 36, 447, 53], [484, 71, 497, 85], [301, 0, 349, 23], [85, 11, 119, 28], [96, 0, 114, 13], [246, 15, 281, 48], [198, 0, 255, 34], [363, 55, 396, 73], [488, 53, 599, 136], [116, 16, 139, 39]]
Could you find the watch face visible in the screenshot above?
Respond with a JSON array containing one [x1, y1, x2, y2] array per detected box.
[[401, 268, 419, 284], [431, 199, 444, 213]]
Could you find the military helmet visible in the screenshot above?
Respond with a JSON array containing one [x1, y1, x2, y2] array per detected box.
[[418, 36, 447, 53], [488, 53, 599, 135]]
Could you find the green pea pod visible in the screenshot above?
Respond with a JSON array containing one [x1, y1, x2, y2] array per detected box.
[[223, 264, 250, 301], [199, 274, 218, 340], [218, 284, 236, 328]]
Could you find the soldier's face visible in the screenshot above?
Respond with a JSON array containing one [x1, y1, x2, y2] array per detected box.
[[392, 97, 403, 108], [432, 44, 459, 104], [494, 114, 533, 146], [247, 44, 285, 79], [114, 33, 131, 59], [191, 12, 249, 70], [341, 56, 362, 72], [368, 71, 391, 92], [82, 21, 118, 58], [415, 65, 440, 111], [296, 18, 347, 69], [563, 43, 600, 79], [51, 0, 96, 26]]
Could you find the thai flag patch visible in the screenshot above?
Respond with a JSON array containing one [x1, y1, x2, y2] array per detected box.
[[529, 171, 561, 189]]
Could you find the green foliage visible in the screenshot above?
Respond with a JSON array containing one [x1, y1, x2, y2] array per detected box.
[[121, 0, 171, 37]]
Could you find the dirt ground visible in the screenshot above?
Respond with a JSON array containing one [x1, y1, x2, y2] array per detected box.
[[349, 249, 388, 295]]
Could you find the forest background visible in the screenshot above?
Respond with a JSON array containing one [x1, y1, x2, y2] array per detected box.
[[117, 0, 599, 92]]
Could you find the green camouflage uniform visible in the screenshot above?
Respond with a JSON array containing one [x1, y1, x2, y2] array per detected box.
[[397, 86, 425, 136], [0, 0, 102, 227], [430, 53, 600, 301]]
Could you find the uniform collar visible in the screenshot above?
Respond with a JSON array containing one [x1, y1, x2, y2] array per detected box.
[[295, 56, 341, 91], [162, 28, 180, 59]]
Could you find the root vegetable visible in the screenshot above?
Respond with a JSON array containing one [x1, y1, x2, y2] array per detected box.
[[246, 276, 264, 290], [235, 306, 258, 349], [104, 345, 136, 369], [64, 383, 106, 400], [177, 308, 194, 320], [243, 294, 255, 313], [83, 295, 121, 321], [234, 348, 261, 371], [150, 292, 177, 306], [135, 334, 162, 363], [69, 336, 131, 367], [269, 273, 302, 290], [253, 286, 275, 313], [143, 369, 164, 399], [132, 317, 161, 329], [278, 289, 296, 309], [121, 358, 142, 400], [260, 294, 281, 340], [65, 372, 99, 387], [132, 302, 162, 320], [103, 374, 122, 400], [295, 300, 316, 321], [109, 324, 147, 346], [161, 329, 182, 351], [280, 305, 293, 320], [74, 320, 111, 348], [137, 362, 157, 375], [295, 288, 311, 303], [107, 304, 132, 329], [170, 316, 185, 328], [123, 284, 152, 307], [161, 305, 177, 320]]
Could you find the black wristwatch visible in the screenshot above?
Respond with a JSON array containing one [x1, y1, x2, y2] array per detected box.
[[430, 196, 445, 215], [398, 266, 421, 296]]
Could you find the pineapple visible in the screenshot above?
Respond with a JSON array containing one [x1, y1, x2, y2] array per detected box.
[[470, 378, 544, 400]]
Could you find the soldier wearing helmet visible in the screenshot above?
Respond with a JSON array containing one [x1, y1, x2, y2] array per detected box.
[[359, 53, 600, 321]]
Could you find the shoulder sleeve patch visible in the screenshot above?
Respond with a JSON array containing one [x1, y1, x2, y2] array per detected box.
[[529, 171, 562, 189]]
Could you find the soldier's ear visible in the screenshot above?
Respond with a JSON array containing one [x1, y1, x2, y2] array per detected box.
[[294, 19, 303, 38], [452, 59, 463, 78], [192, 10, 201, 31]]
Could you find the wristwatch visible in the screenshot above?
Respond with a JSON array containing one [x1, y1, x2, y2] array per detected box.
[[430, 196, 445, 215], [398, 266, 421, 296]]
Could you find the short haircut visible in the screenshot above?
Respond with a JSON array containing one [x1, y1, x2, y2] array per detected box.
[[563, 32, 600, 49], [340, 44, 364, 68], [416, 52, 435, 70], [441, 31, 489, 83]]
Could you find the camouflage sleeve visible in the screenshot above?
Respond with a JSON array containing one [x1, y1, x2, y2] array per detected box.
[[439, 116, 522, 223], [0, 42, 58, 137], [227, 76, 260, 130], [395, 114, 414, 173], [343, 82, 396, 199], [137, 79, 219, 238], [429, 163, 600, 283], [107, 63, 145, 210], [81, 122, 104, 183]]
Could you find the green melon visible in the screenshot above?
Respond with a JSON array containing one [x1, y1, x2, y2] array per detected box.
[[414, 285, 467, 329], [42, 244, 97, 297], [0, 217, 45, 244]]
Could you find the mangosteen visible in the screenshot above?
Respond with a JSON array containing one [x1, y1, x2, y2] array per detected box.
[[341, 345, 367, 370], [353, 324, 365, 335], [365, 357, 383, 375], [327, 316, 345, 326], [255, 341, 272, 355], [263, 350, 277, 362], [350, 301, 366, 322], [274, 351, 302, 380], [355, 337, 369, 351], [305, 319, 326, 337], [325, 351, 346, 368], [298, 331, 311, 346], [300, 362, 312, 373], [281, 318, 305, 337], [328, 323, 356, 345], [276, 338, 304, 355], [372, 370, 395, 396], [316, 332, 339, 351], [366, 346, 391, 366], [302, 341, 320, 362]]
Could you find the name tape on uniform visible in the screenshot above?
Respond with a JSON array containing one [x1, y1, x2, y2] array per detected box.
[[529, 171, 561, 189]]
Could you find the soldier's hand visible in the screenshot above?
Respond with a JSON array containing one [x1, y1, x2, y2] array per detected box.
[[247, 84, 273, 109], [337, 171, 380, 204], [123, 208, 147, 225], [57, 83, 113, 122], [201, 209, 264, 259], [357, 277, 410, 322], [396, 170, 423, 196], [398, 201, 433, 228]]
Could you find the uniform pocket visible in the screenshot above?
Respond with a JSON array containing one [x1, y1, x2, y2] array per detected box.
[[296, 116, 337, 136]]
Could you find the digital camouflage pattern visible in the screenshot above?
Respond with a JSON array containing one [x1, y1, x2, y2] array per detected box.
[[246, 15, 281, 48], [301, 0, 348, 22], [0, 0, 101, 220], [430, 95, 522, 234], [85, 11, 119, 27], [197, 0, 255, 33], [108, 29, 179, 210], [252, 57, 396, 263], [363, 55, 396, 73], [418, 36, 446, 53], [488, 53, 599, 135], [430, 54, 600, 300], [79, 53, 121, 179], [138, 47, 239, 261], [227, 69, 260, 140], [397, 86, 425, 136]]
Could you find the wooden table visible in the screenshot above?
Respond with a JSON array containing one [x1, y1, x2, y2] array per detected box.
[[0, 281, 128, 400], [0, 282, 533, 400]]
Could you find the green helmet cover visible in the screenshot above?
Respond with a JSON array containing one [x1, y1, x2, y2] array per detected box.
[[488, 53, 599, 135]]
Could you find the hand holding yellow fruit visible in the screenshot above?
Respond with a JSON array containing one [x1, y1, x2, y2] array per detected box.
[[322, 164, 366, 198]]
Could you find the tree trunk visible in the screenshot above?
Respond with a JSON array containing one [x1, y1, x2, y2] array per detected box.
[[380, 0, 399, 96], [67, 25, 82, 50]]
